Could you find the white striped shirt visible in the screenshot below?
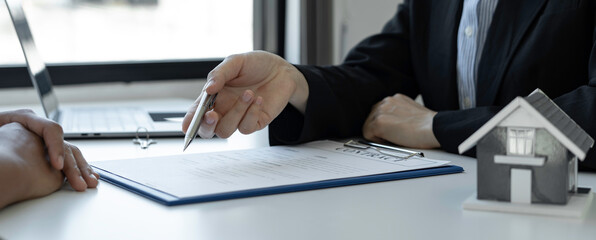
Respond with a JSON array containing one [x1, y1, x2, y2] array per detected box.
[[456, 0, 499, 109]]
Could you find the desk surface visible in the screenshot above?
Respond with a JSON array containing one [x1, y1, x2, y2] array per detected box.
[[0, 102, 595, 240]]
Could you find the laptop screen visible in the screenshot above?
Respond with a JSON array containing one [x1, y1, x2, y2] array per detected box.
[[4, 0, 60, 120]]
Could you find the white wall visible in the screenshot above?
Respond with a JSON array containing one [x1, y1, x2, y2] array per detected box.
[[332, 0, 403, 64]]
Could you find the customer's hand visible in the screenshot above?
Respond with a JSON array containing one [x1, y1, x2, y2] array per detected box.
[[363, 94, 440, 149], [183, 51, 309, 138], [0, 122, 64, 208], [0, 109, 99, 191]]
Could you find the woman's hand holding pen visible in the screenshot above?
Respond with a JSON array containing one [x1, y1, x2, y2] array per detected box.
[[182, 51, 309, 139]]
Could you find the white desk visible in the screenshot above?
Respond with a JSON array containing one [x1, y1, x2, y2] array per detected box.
[[0, 102, 595, 240]]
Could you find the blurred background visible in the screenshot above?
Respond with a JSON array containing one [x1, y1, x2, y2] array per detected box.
[[0, 0, 253, 64], [0, 0, 400, 103]]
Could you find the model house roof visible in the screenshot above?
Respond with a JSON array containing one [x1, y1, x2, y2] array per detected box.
[[458, 89, 594, 160]]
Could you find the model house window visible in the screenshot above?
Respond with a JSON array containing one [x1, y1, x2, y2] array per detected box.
[[507, 128, 535, 156]]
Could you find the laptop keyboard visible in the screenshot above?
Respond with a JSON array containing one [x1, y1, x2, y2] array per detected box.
[[61, 107, 154, 132]]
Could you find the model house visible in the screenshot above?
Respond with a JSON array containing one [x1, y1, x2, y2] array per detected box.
[[458, 89, 594, 205]]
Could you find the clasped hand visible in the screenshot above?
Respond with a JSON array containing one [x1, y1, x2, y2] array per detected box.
[[0, 109, 99, 192]]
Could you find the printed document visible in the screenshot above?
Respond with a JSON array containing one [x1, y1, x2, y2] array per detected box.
[[92, 140, 449, 198]]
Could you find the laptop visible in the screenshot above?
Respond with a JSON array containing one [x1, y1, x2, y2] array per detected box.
[[4, 0, 187, 138]]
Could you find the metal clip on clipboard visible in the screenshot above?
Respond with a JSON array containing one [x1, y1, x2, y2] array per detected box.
[[133, 127, 156, 149], [344, 140, 424, 159]]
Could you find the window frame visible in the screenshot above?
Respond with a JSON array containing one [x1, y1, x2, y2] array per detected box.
[[0, 59, 222, 88]]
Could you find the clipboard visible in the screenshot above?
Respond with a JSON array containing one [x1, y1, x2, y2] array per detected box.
[[92, 140, 464, 206], [93, 165, 463, 206]]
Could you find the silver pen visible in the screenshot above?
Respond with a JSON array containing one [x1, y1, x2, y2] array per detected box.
[[183, 92, 217, 151]]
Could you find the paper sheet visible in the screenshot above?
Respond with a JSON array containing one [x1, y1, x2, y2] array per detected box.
[[93, 140, 449, 198]]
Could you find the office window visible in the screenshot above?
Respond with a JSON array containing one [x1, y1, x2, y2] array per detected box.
[[507, 128, 535, 156], [1, 0, 252, 64], [0, 0, 282, 88]]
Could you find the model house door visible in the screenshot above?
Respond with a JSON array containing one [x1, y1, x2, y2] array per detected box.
[[511, 168, 532, 203]]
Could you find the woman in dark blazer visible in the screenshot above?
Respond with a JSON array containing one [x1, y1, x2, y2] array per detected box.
[[183, 0, 596, 170]]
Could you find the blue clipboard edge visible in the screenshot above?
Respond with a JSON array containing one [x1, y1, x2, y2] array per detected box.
[[92, 165, 464, 206], [92, 166, 179, 205]]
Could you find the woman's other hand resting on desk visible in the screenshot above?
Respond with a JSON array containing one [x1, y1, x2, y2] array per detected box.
[[363, 94, 440, 149], [182, 51, 309, 139], [0, 109, 99, 209]]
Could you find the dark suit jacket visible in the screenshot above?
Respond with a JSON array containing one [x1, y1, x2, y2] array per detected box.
[[269, 0, 596, 170]]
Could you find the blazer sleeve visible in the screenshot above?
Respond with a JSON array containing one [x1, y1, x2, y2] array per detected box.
[[269, 1, 419, 145]]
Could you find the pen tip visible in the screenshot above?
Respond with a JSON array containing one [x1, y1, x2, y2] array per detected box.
[[183, 140, 191, 152]]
